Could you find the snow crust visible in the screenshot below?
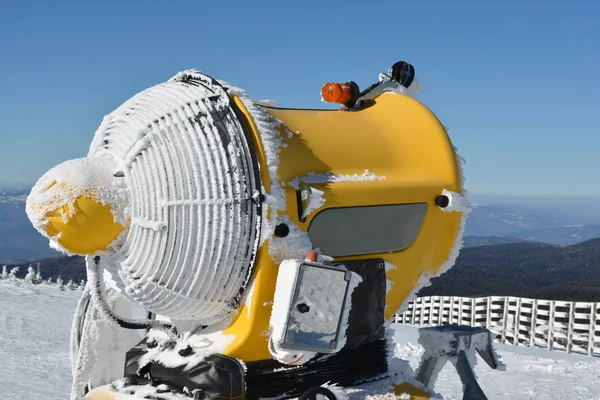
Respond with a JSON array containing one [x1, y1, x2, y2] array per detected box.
[[70, 272, 143, 399], [135, 329, 235, 373], [267, 215, 317, 264], [321, 383, 349, 400], [0, 280, 84, 400], [269, 260, 316, 365], [222, 84, 287, 240], [383, 76, 423, 99], [440, 189, 471, 214], [436, 190, 471, 279], [288, 170, 386, 189], [300, 186, 326, 219], [3, 282, 600, 400], [222, 82, 327, 266]]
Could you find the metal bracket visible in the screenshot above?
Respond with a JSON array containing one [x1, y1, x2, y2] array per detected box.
[[355, 80, 401, 104], [415, 325, 500, 400]]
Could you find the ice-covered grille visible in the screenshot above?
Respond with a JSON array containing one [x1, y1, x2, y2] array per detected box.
[[89, 71, 261, 325]]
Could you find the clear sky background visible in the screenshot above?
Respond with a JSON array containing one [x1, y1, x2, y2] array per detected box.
[[1, 0, 599, 197]]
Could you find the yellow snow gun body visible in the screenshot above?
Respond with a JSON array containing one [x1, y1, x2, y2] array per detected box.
[[225, 91, 464, 360], [26, 61, 467, 400]]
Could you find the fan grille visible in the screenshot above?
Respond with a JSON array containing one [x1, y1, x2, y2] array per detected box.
[[89, 71, 261, 325]]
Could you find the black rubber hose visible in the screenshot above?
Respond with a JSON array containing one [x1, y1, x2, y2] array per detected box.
[[299, 387, 338, 400], [90, 256, 176, 334]]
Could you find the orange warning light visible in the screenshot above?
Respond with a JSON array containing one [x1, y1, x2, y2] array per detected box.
[[321, 82, 353, 104]]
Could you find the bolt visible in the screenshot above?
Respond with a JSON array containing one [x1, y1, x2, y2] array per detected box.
[[296, 303, 310, 313], [435, 195, 450, 208], [178, 345, 193, 357], [274, 223, 289, 238]]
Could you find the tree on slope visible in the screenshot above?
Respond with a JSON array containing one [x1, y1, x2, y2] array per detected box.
[[56, 276, 65, 291], [24, 265, 36, 284], [8, 267, 20, 285], [66, 279, 77, 290]]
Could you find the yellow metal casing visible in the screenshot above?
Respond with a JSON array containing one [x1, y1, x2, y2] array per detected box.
[[40, 191, 125, 255], [223, 93, 463, 362]]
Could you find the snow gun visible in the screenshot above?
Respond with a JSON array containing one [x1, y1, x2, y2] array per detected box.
[[26, 61, 481, 400]]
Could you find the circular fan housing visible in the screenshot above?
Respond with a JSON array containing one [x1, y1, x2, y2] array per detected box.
[[89, 71, 262, 326]]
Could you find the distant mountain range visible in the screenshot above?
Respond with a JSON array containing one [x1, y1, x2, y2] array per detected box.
[[0, 189, 62, 264], [462, 235, 528, 248], [464, 203, 600, 245]]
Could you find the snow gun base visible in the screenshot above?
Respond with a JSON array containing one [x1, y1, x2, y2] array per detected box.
[[416, 325, 502, 400]]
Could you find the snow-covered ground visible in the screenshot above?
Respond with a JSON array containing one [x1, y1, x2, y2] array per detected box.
[[1, 280, 600, 400], [0, 280, 81, 400], [380, 326, 600, 400]]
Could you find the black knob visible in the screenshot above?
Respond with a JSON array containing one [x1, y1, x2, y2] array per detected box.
[[389, 61, 415, 88], [178, 345, 194, 357], [274, 223, 290, 238], [296, 303, 310, 313], [435, 195, 450, 208]]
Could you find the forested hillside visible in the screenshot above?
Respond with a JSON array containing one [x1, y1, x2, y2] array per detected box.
[[421, 238, 600, 301]]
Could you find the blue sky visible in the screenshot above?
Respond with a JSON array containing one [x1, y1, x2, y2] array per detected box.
[[1, 0, 599, 196]]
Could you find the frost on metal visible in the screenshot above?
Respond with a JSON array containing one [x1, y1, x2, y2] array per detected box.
[[441, 189, 471, 214], [136, 330, 236, 373], [25, 157, 129, 255], [268, 260, 362, 365], [222, 82, 325, 263], [69, 277, 142, 400], [321, 383, 349, 400], [83, 70, 263, 328], [382, 75, 423, 99], [435, 146, 472, 278], [295, 186, 327, 221], [288, 170, 386, 189], [64, 70, 324, 396], [268, 260, 316, 365], [268, 215, 315, 264]]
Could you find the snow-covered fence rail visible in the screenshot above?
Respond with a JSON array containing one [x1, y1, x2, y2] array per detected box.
[[394, 296, 600, 357]]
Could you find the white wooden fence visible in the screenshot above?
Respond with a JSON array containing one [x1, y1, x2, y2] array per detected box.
[[394, 296, 600, 357]]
